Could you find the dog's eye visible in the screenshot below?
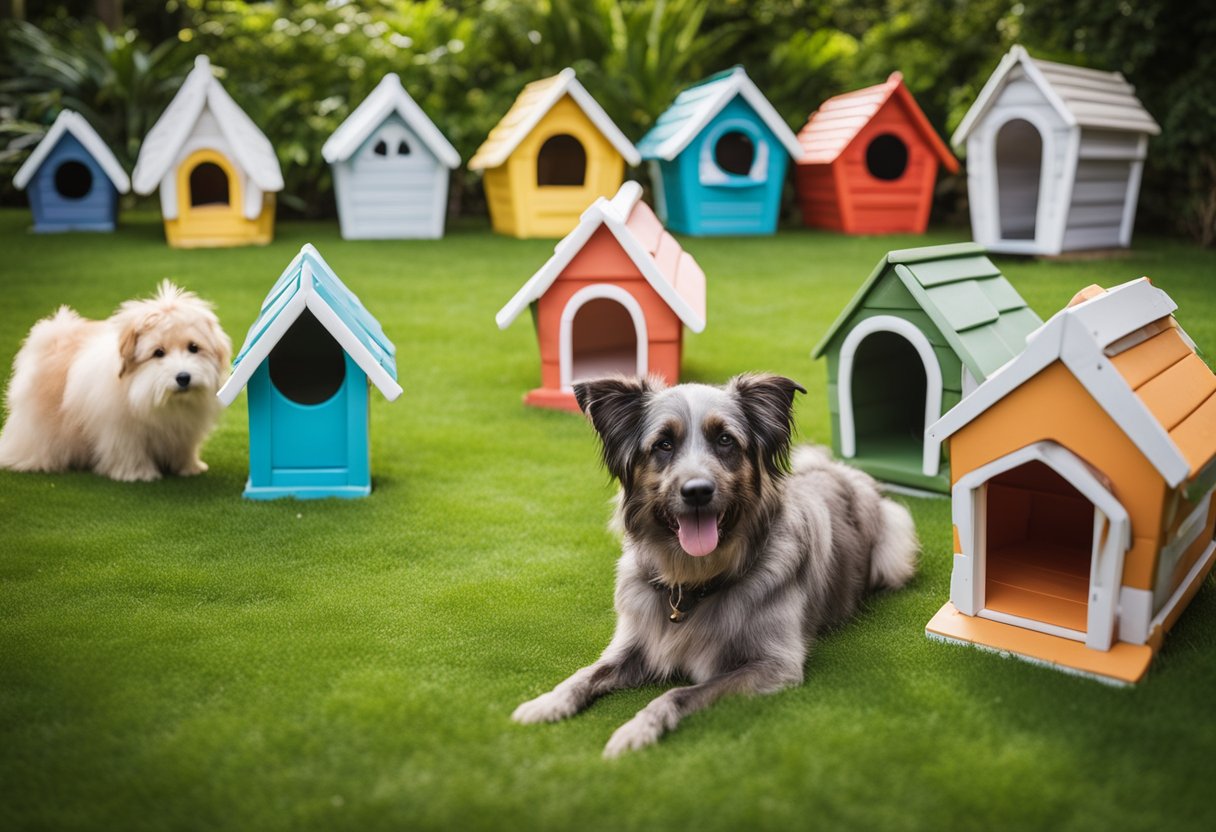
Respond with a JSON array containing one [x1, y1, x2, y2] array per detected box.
[[653, 439, 673, 453], [188, 342, 199, 354], [153, 348, 165, 358], [717, 434, 735, 448]]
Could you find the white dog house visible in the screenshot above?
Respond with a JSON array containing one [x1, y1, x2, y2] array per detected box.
[[322, 73, 460, 239], [953, 46, 1160, 255]]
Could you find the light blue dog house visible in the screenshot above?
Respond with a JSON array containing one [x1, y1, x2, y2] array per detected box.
[[217, 244, 402, 500], [12, 110, 130, 232], [637, 67, 803, 236]]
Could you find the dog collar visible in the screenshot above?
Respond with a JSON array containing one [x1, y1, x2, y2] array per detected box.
[[652, 576, 728, 623]]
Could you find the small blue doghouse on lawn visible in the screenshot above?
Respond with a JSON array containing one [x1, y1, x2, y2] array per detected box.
[[637, 67, 803, 236], [12, 110, 130, 232], [217, 244, 402, 500]]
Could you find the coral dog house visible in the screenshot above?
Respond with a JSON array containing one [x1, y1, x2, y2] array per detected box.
[[925, 279, 1216, 684], [796, 73, 958, 234], [132, 55, 283, 248], [217, 244, 402, 499], [812, 243, 1042, 493], [637, 66, 804, 236], [13, 110, 130, 232], [952, 46, 1160, 255], [496, 181, 706, 412], [322, 73, 460, 240], [469, 68, 640, 239]]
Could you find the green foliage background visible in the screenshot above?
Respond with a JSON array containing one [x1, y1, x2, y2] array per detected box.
[[2, 1, 1213, 242]]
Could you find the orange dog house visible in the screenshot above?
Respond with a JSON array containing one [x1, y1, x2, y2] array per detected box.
[[495, 181, 706, 411], [925, 279, 1216, 684], [796, 72, 957, 234]]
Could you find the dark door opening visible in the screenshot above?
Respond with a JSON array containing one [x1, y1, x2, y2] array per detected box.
[[865, 134, 909, 181], [570, 299, 637, 383], [984, 460, 1092, 632], [714, 131, 756, 176], [54, 161, 94, 199], [995, 119, 1042, 240], [189, 162, 231, 207], [537, 134, 586, 186], [850, 331, 926, 469], [269, 309, 347, 405]]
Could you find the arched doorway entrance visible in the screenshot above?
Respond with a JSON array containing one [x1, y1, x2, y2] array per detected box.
[[560, 286, 647, 388], [995, 118, 1042, 241]]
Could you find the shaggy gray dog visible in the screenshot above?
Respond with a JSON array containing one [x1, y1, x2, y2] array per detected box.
[[512, 373, 918, 757]]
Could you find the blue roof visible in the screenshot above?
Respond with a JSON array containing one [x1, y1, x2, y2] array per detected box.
[[217, 244, 402, 405]]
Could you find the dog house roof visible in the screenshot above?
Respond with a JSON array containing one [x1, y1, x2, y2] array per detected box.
[[952, 45, 1160, 146], [132, 55, 283, 197], [929, 278, 1216, 494], [637, 66, 803, 163], [812, 242, 1042, 382], [468, 67, 639, 171], [495, 181, 706, 332], [796, 72, 957, 169], [13, 109, 131, 193], [322, 73, 460, 168], [217, 243, 401, 406]]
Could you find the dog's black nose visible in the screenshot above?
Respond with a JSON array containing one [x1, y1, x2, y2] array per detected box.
[[175, 372, 191, 389], [681, 479, 715, 507]]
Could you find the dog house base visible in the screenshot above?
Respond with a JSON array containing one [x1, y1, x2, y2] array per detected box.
[[925, 602, 1153, 685], [523, 387, 580, 413], [242, 479, 372, 501]]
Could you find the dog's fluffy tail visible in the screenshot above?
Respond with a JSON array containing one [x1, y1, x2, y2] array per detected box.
[[870, 499, 918, 591]]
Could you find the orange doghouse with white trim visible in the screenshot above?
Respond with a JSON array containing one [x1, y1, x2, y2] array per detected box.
[[495, 181, 706, 412], [925, 279, 1216, 684]]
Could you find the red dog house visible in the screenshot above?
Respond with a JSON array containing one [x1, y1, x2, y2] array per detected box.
[[796, 72, 958, 234], [495, 181, 706, 412]]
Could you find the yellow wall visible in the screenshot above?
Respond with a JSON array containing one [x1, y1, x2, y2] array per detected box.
[[483, 96, 627, 239], [165, 149, 275, 248]]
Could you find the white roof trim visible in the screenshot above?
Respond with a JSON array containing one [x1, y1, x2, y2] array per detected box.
[[13, 109, 130, 192], [132, 55, 283, 199], [322, 73, 459, 168], [217, 244, 403, 406], [468, 67, 640, 170], [647, 66, 804, 162], [927, 278, 1191, 487], [495, 181, 704, 333]]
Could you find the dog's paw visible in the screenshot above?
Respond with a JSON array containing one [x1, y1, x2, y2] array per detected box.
[[102, 464, 162, 482], [603, 712, 664, 758], [177, 459, 209, 476], [512, 690, 578, 725]]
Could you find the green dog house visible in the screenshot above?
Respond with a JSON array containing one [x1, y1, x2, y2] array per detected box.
[[812, 242, 1042, 493]]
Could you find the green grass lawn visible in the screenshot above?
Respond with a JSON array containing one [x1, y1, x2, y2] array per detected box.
[[1, 208, 1214, 831]]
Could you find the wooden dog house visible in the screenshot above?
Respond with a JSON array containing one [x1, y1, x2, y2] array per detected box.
[[132, 55, 283, 248], [322, 73, 460, 240], [496, 181, 706, 412], [217, 244, 402, 499], [926, 279, 1216, 684], [812, 243, 1042, 493], [952, 46, 1160, 255], [637, 66, 804, 236], [469, 68, 640, 239], [795, 72, 958, 234], [12, 109, 130, 233]]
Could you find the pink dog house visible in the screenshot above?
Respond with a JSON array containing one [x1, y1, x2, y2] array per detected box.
[[496, 181, 706, 411]]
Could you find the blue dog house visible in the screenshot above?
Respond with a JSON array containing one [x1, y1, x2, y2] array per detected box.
[[637, 67, 803, 236], [217, 244, 402, 500], [12, 110, 130, 232]]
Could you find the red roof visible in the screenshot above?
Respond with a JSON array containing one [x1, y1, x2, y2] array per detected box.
[[796, 72, 958, 170]]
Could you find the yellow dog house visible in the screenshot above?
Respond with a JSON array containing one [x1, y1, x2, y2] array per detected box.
[[469, 68, 640, 239], [926, 279, 1216, 684], [132, 56, 283, 248]]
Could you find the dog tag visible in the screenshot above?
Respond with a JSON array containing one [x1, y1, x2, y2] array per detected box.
[[669, 609, 684, 623]]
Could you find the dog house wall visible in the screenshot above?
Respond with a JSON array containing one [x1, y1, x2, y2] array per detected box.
[[470, 69, 639, 239], [796, 73, 959, 234]]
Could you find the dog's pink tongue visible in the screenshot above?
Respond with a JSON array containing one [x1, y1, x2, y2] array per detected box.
[[676, 511, 719, 557]]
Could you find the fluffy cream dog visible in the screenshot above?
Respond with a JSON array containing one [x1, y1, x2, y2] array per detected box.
[[0, 281, 231, 482]]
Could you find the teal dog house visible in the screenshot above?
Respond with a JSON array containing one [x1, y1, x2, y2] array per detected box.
[[811, 243, 1042, 493], [637, 66, 803, 236], [217, 244, 402, 499]]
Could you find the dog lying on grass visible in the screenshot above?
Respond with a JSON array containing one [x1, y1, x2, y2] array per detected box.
[[0, 280, 231, 482], [513, 373, 917, 757]]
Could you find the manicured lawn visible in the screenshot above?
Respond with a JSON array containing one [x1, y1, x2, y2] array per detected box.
[[0, 208, 1213, 832]]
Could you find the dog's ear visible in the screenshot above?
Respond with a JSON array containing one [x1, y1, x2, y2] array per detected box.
[[729, 373, 806, 476], [573, 375, 653, 486], [117, 317, 140, 378], [205, 309, 233, 368]]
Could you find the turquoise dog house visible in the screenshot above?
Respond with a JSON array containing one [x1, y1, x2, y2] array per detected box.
[[217, 244, 402, 499], [637, 66, 803, 236], [12, 110, 130, 232]]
